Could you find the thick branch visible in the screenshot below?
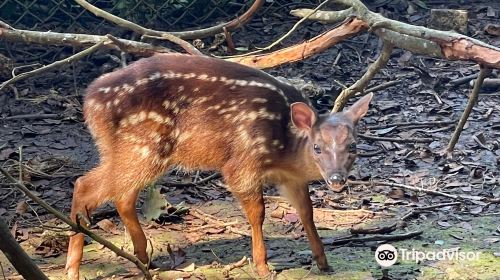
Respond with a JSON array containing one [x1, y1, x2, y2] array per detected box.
[[0, 27, 171, 55], [0, 167, 152, 280], [292, 8, 443, 58], [335, 0, 500, 68], [292, 3, 500, 68], [446, 67, 491, 153], [0, 41, 104, 92], [227, 17, 368, 69], [290, 8, 353, 23], [0, 218, 49, 280], [333, 42, 393, 112], [74, 0, 201, 55]]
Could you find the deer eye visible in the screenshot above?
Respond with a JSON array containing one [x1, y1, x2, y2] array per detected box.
[[313, 144, 321, 155], [348, 142, 357, 153]]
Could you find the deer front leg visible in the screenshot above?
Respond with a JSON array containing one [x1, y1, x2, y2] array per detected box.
[[236, 192, 270, 277], [281, 184, 330, 271]]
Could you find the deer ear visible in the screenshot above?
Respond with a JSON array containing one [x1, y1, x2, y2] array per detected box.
[[291, 102, 316, 132], [344, 93, 373, 124]]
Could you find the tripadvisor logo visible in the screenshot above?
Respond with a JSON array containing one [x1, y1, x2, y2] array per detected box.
[[375, 244, 398, 267], [375, 244, 481, 267]]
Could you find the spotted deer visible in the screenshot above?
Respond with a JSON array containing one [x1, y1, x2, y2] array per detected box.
[[65, 53, 373, 279]]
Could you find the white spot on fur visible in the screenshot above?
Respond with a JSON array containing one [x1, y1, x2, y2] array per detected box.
[[178, 85, 185, 92], [136, 146, 150, 158], [148, 111, 164, 123], [252, 98, 267, 103], [183, 73, 196, 79], [135, 78, 149, 86], [98, 87, 111, 94], [149, 72, 162, 81], [162, 100, 171, 109], [235, 80, 248, 86]]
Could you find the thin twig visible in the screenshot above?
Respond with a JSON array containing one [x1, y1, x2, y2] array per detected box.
[[187, 221, 239, 233], [223, 256, 248, 275], [3, 113, 59, 121], [359, 134, 433, 143], [333, 41, 394, 112], [364, 79, 400, 93], [350, 222, 398, 234], [401, 201, 462, 220], [348, 180, 459, 199], [446, 67, 491, 154], [0, 41, 105, 92], [164, 173, 221, 187], [223, 0, 331, 59], [326, 230, 423, 246], [169, 0, 264, 40], [367, 120, 456, 130], [0, 167, 152, 280]]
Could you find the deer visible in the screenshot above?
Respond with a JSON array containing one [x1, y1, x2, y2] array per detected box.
[[65, 53, 373, 279]]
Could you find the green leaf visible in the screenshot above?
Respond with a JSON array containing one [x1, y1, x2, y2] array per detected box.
[[142, 184, 169, 221]]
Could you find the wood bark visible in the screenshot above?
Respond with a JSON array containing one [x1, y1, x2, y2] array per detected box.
[[0, 217, 49, 280]]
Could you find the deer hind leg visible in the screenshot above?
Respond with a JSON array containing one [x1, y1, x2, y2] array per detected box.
[[115, 189, 148, 264], [280, 183, 330, 271], [66, 154, 170, 279], [66, 164, 112, 280]]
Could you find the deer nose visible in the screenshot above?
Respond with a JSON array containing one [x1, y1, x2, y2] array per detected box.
[[327, 174, 346, 185]]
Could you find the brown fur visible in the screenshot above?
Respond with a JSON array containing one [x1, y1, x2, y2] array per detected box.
[[66, 53, 372, 279]]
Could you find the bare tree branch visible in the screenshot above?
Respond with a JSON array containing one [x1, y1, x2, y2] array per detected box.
[[0, 27, 171, 55], [292, 0, 500, 68], [446, 66, 491, 154], [333, 42, 393, 112], [169, 0, 265, 39], [0, 40, 105, 92], [74, 0, 201, 55], [0, 218, 49, 280]]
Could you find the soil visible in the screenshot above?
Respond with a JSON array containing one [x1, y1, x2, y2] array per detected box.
[[0, 1, 499, 280]]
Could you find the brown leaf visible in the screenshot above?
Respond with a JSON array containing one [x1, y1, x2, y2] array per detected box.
[[96, 219, 119, 234], [284, 213, 299, 223], [271, 208, 285, 219], [204, 227, 225, 234], [388, 189, 405, 199], [176, 261, 195, 272], [167, 244, 186, 269], [15, 201, 28, 215]]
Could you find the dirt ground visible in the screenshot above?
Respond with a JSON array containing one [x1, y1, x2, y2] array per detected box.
[[1, 1, 499, 280]]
